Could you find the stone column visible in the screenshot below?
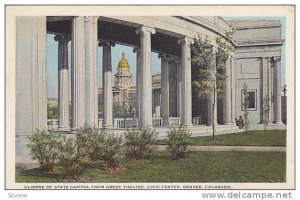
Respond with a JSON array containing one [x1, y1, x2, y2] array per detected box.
[[223, 57, 232, 124], [136, 26, 155, 127], [133, 47, 141, 122], [268, 58, 274, 122], [207, 47, 218, 126], [34, 17, 47, 131], [262, 58, 269, 98], [168, 59, 177, 117], [175, 60, 182, 118], [16, 16, 47, 135], [160, 54, 170, 126], [262, 57, 269, 123], [272, 57, 283, 124], [231, 56, 236, 123], [152, 90, 156, 117], [55, 34, 70, 130], [156, 89, 161, 117], [153, 89, 161, 118], [99, 41, 115, 128], [15, 17, 47, 163], [71, 16, 86, 129], [178, 37, 193, 127], [84, 16, 98, 127]]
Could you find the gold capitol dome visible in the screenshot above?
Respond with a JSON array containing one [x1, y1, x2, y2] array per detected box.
[[118, 51, 129, 69]]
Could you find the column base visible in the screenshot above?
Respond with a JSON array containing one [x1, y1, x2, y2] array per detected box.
[[273, 120, 284, 125], [103, 124, 113, 128], [70, 128, 79, 133], [224, 122, 234, 125], [57, 126, 70, 132], [207, 122, 219, 126], [139, 124, 153, 128], [182, 123, 193, 128], [86, 122, 99, 128]]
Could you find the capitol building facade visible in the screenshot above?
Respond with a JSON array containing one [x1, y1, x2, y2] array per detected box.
[[98, 52, 137, 116], [98, 52, 162, 119]]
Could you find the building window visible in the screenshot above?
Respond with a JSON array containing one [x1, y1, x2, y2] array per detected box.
[[241, 89, 257, 111]]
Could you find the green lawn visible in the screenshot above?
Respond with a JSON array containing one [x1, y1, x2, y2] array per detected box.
[[157, 130, 286, 147], [16, 151, 286, 183]]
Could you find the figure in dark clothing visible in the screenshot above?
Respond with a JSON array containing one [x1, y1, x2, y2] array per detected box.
[[235, 116, 244, 129]]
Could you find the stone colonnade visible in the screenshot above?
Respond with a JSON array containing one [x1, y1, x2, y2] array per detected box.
[[54, 17, 199, 128], [16, 16, 283, 135]]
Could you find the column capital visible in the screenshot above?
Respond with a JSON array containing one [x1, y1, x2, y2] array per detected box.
[[133, 46, 141, 53], [262, 57, 272, 63], [158, 53, 170, 59], [136, 26, 156, 35], [271, 56, 281, 63], [84, 16, 98, 24], [178, 36, 194, 45], [98, 40, 115, 47], [54, 33, 71, 42]]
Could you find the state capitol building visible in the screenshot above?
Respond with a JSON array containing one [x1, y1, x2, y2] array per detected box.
[[98, 52, 162, 118]]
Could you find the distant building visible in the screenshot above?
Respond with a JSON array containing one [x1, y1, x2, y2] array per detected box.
[[98, 52, 136, 116], [98, 52, 162, 117], [47, 98, 59, 108]]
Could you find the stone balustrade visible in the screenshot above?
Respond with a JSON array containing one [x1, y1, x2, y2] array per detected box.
[[152, 118, 163, 127], [168, 117, 181, 126], [113, 118, 138, 128], [192, 116, 202, 126]]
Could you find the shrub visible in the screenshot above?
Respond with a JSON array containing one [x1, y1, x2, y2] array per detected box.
[[57, 135, 90, 178], [124, 127, 158, 161], [167, 126, 192, 159], [76, 124, 106, 161], [262, 95, 270, 133], [27, 130, 61, 172], [101, 133, 123, 169]]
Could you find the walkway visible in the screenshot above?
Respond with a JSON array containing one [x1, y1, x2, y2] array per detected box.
[[156, 145, 286, 152]]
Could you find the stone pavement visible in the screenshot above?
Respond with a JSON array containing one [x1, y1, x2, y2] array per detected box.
[[156, 145, 286, 152]]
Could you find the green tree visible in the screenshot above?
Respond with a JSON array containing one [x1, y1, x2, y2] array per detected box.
[[242, 83, 250, 133], [47, 102, 58, 119], [191, 33, 233, 141]]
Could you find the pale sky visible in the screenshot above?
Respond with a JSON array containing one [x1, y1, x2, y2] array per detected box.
[[46, 36, 161, 98], [46, 17, 286, 98]]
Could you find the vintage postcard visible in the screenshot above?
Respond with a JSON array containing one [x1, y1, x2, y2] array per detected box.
[[5, 5, 295, 190]]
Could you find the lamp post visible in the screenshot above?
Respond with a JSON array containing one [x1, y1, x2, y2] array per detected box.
[[282, 84, 287, 124]]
